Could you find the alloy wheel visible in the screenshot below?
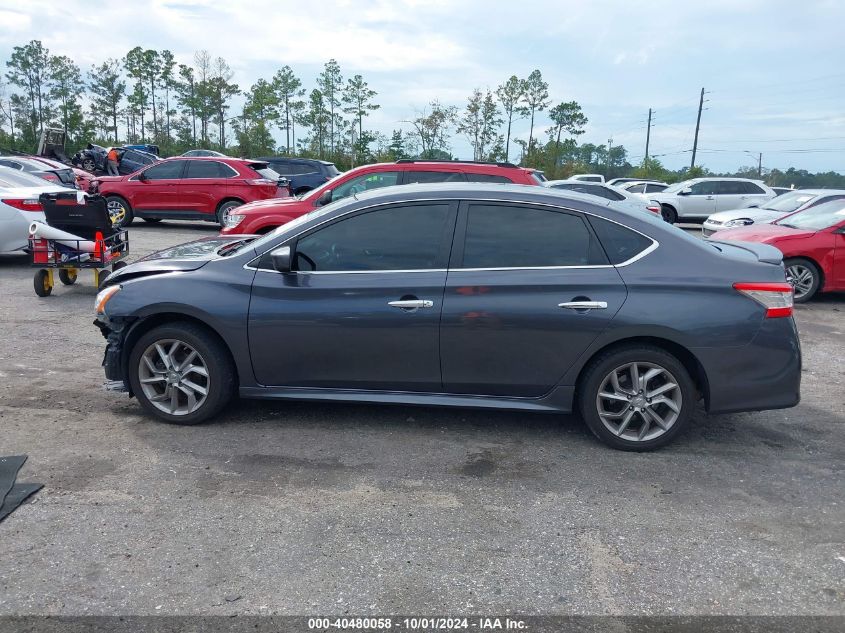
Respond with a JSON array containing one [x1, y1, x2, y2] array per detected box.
[[107, 199, 127, 225], [138, 339, 210, 416], [595, 362, 683, 442], [786, 263, 814, 300]]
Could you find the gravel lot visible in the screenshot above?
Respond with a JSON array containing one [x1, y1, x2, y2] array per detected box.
[[0, 221, 843, 616]]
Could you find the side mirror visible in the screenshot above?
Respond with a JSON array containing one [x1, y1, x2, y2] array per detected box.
[[679, 188, 692, 196], [316, 189, 333, 206], [137, 170, 148, 182], [748, 204, 758, 208], [270, 245, 291, 272]]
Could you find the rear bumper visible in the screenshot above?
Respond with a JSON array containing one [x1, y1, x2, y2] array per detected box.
[[694, 317, 801, 414]]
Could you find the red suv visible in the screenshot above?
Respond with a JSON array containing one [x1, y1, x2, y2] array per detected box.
[[91, 157, 289, 227], [221, 160, 545, 235]]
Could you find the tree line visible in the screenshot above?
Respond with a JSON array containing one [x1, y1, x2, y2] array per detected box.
[[2, 39, 843, 187]]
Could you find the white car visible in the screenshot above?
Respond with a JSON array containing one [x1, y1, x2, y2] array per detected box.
[[0, 167, 65, 253], [616, 180, 669, 195], [544, 179, 662, 216], [702, 189, 845, 236], [649, 177, 776, 224], [569, 173, 605, 183]]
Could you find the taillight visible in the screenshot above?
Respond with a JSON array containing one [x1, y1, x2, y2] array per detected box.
[[646, 205, 660, 214], [246, 178, 275, 186], [2, 198, 42, 212], [733, 282, 793, 318]]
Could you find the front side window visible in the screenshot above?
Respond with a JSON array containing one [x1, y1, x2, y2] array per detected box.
[[743, 182, 766, 194], [140, 160, 186, 180], [460, 203, 606, 269], [689, 181, 718, 195], [295, 203, 450, 272], [405, 171, 466, 183], [331, 171, 400, 200]]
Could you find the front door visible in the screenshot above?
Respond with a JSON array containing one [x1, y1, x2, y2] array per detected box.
[[440, 202, 628, 397], [833, 223, 845, 290], [681, 181, 718, 217], [248, 201, 457, 390], [129, 160, 187, 213]]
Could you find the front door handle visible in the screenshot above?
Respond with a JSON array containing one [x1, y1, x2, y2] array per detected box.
[[388, 299, 434, 309], [558, 301, 608, 310]]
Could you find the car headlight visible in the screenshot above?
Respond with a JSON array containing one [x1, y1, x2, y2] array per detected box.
[[223, 213, 245, 228], [724, 218, 753, 228], [95, 284, 121, 315]]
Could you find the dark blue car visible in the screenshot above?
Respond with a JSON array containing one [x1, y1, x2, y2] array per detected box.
[[94, 184, 800, 450], [256, 157, 340, 195]]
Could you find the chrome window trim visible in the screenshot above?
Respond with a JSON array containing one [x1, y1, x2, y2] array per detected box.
[[244, 196, 660, 273]]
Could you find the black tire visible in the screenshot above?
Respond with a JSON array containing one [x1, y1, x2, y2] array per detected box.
[[660, 204, 678, 224], [127, 322, 236, 425], [58, 269, 77, 285], [216, 200, 243, 227], [97, 270, 111, 289], [106, 195, 133, 228], [112, 261, 128, 272], [784, 257, 821, 303], [34, 270, 52, 297], [143, 218, 162, 224], [577, 345, 696, 451]]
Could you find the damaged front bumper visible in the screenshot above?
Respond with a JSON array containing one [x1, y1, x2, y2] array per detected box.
[[93, 317, 132, 388]]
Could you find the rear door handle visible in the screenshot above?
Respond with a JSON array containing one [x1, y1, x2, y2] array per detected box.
[[558, 301, 608, 310], [388, 299, 434, 309]]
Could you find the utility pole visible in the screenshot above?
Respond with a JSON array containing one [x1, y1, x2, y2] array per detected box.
[[607, 137, 613, 176], [757, 152, 762, 178], [645, 108, 652, 162], [690, 87, 705, 170]]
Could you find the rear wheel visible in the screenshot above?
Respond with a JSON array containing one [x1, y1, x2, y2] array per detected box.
[[785, 258, 821, 303], [106, 196, 133, 228], [82, 157, 96, 172], [660, 204, 678, 224], [59, 269, 77, 285], [578, 345, 695, 451], [127, 323, 235, 425], [216, 200, 243, 227]]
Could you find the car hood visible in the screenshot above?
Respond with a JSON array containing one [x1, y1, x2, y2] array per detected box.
[[706, 208, 786, 223], [710, 223, 817, 244], [239, 195, 312, 214], [93, 175, 127, 184], [105, 235, 258, 284]]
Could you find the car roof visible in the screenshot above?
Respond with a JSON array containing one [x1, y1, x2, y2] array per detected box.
[[779, 188, 845, 195]]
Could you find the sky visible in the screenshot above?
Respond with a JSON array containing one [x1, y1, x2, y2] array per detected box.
[[1, 0, 844, 173]]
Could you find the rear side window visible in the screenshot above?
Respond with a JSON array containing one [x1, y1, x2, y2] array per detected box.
[[743, 182, 766, 194], [465, 173, 513, 184], [588, 216, 654, 265], [324, 163, 341, 177], [405, 171, 466, 183], [460, 203, 607, 269], [626, 184, 646, 193], [717, 181, 746, 195], [644, 183, 667, 192], [185, 160, 237, 178]]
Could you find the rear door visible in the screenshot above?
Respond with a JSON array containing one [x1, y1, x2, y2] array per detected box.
[[129, 160, 187, 212], [180, 160, 235, 216], [439, 201, 628, 397], [248, 201, 457, 390], [714, 180, 748, 211]]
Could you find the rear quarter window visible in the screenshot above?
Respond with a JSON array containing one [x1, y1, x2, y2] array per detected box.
[[588, 216, 655, 265]]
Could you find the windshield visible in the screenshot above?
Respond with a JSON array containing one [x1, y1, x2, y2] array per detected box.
[[776, 200, 845, 231], [662, 180, 694, 194], [255, 166, 282, 181], [760, 191, 815, 212]]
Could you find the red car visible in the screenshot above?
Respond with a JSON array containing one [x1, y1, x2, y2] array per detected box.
[[91, 157, 288, 227], [713, 199, 845, 302], [221, 160, 545, 235]]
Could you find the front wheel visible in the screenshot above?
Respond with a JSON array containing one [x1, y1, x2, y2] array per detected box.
[[127, 323, 235, 425], [82, 157, 96, 172], [578, 345, 695, 451], [785, 258, 820, 303], [660, 204, 678, 224]]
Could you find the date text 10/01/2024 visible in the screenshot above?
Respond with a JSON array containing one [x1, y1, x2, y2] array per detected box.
[[307, 617, 527, 630]]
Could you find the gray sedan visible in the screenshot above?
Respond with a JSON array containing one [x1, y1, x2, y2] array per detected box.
[[95, 183, 800, 451]]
